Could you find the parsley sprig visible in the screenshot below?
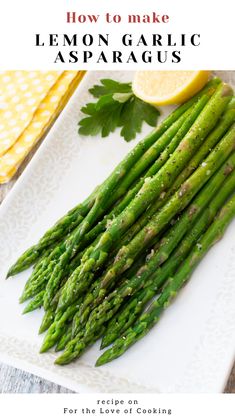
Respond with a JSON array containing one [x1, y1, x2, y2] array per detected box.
[[78, 79, 160, 142]]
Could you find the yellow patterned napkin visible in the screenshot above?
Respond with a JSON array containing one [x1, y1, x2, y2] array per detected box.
[[0, 70, 85, 183]]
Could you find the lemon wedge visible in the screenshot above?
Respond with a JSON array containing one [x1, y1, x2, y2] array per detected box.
[[132, 71, 211, 106]]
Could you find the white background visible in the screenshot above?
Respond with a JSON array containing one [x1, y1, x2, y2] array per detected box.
[[0, 0, 234, 69], [0, 394, 235, 418], [0, 0, 235, 416]]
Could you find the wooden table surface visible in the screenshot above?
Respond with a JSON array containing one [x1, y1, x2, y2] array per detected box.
[[0, 132, 234, 394]]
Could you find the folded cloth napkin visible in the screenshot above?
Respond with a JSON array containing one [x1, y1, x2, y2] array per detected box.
[[0, 70, 85, 183]]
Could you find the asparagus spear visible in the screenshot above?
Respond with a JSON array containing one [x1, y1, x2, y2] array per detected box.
[[78, 135, 235, 331], [17, 247, 59, 304], [74, 79, 221, 240], [73, 94, 235, 266], [43, 239, 158, 348], [100, 80, 222, 207], [42, 94, 213, 310], [38, 260, 82, 335], [55, 324, 73, 352], [71, 239, 159, 336], [169, 97, 235, 196], [39, 131, 235, 344], [59, 98, 204, 259], [32, 190, 146, 304], [110, 100, 235, 249], [23, 248, 52, 285], [22, 254, 79, 314], [19, 234, 82, 303], [101, 289, 155, 349], [6, 190, 98, 277], [38, 312, 56, 334], [37, 253, 82, 336], [14, 82, 221, 308], [26, 166, 153, 304], [55, 327, 106, 365], [19, 259, 58, 303], [96, 194, 235, 366], [58, 100, 203, 248], [34, 83, 220, 308], [93, 124, 235, 294], [57, 156, 235, 363], [53, 92, 196, 254], [87, 83, 231, 249], [33, 110, 188, 301], [19, 243, 84, 304], [78, 93, 209, 231], [101, 166, 235, 347], [58, 111, 235, 313], [39, 308, 55, 334], [7, 78, 221, 279], [70, 98, 221, 330], [82, 153, 235, 337], [40, 299, 82, 353], [22, 291, 45, 314]]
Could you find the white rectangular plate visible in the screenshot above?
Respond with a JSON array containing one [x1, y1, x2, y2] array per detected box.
[[0, 71, 235, 393]]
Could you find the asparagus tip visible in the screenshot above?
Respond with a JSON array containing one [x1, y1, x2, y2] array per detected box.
[[5, 270, 12, 279], [95, 351, 112, 367], [22, 307, 30, 315], [95, 356, 106, 367], [100, 340, 109, 350], [22, 303, 41, 314], [54, 358, 63, 365], [6, 263, 19, 278], [39, 342, 50, 353], [38, 325, 47, 335], [54, 353, 70, 365], [19, 295, 27, 304]]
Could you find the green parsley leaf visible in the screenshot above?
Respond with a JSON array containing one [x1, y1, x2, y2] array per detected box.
[[78, 78, 160, 142], [79, 99, 123, 138], [89, 79, 132, 98], [120, 97, 160, 142]]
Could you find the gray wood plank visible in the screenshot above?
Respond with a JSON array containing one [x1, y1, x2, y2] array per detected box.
[[224, 362, 235, 393], [0, 364, 73, 393]]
